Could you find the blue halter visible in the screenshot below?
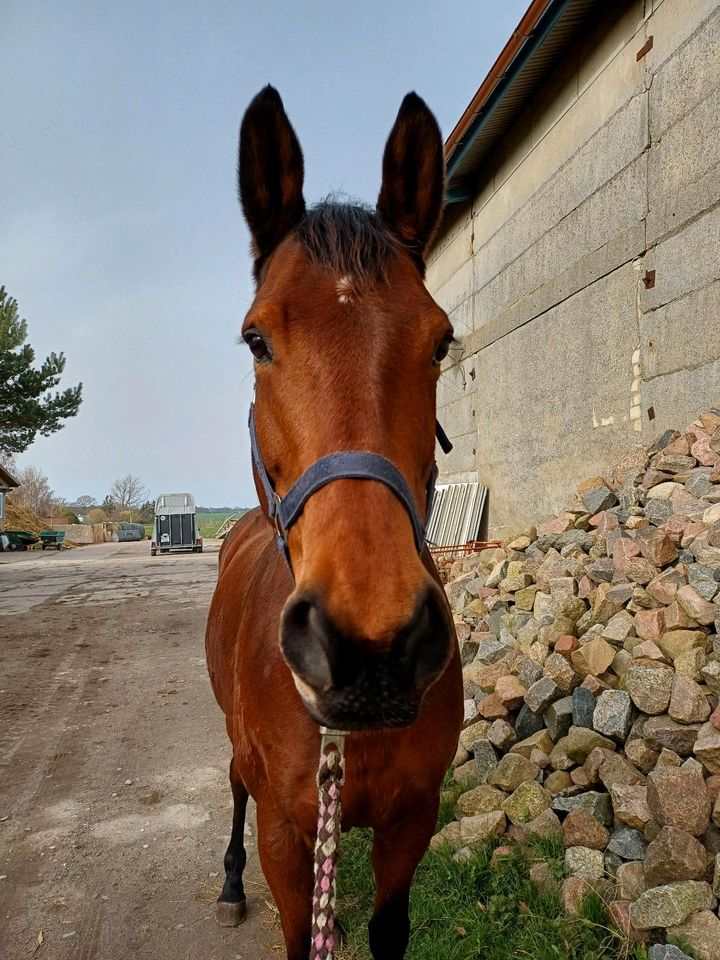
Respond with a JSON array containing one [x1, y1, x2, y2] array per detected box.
[[248, 405, 452, 565]]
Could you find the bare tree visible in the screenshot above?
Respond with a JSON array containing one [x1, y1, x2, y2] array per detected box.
[[108, 474, 149, 520], [13, 465, 55, 516], [74, 495, 96, 511]]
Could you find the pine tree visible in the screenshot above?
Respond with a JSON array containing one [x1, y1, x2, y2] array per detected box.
[[0, 286, 83, 456]]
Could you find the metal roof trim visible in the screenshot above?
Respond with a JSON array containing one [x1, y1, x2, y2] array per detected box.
[[445, 0, 600, 202]]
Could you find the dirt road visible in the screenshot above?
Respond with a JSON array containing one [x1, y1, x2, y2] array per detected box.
[[0, 541, 277, 960]]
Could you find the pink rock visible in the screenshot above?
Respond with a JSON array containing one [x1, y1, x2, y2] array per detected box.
[[635, 527, 679, 567], [577, 575, 594, 599], [613, 539, 641, 571], [554, 635, 580, 658], [476, 694, 510, 721], [634, 608, 666, 643], [665, 515, 690, 544], [537, 513, 576, 536], [682, 521, 709, 547], [647, 568, 686, 605], [677, 584, 718, 626], [664, 600, 699, 631], [647, 766, 711, 836], [632, 639, 665, 661], [494, 675, 527, 709], [623, 556, 660, 585], [692, 434, 720, 467], [669, 675, 711, 724], [562, 809, 610, 850], [608, 901, 647, 941]]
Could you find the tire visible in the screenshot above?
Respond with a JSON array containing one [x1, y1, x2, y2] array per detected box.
[[151, 549, 157, 557]]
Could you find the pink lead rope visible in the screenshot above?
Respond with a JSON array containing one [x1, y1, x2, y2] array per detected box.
[[310, 727, 348, 960]]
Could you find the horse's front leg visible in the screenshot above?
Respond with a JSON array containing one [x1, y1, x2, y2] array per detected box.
[[368, 799, 439, 960], [256, 799, 314, 960], [215, 759, 249, 926]]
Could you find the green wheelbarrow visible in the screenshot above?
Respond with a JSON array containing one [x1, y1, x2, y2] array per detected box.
[[40, 530, 65, 550]]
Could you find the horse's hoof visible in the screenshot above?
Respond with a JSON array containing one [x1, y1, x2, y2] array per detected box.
[[215, 898, 247, 927]]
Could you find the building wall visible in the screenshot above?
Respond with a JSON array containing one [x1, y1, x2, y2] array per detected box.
[[427, 0, 720, 537]]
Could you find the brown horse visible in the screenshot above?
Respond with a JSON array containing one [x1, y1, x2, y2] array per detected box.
[[205, 86, 463, 960]]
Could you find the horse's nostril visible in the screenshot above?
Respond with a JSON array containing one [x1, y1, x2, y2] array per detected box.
[[391, 587, 451, 693], [280, 593, 335, 694]]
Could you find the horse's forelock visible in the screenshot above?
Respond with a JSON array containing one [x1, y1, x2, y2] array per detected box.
[[295, 199, 400, 290]]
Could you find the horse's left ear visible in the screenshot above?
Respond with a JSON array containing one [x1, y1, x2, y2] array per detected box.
[[377, 93, 445, 271], [238, 85, 306, 275]]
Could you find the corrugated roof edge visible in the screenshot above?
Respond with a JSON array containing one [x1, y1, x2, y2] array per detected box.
[[444, 0, 600, 203], [0, 464, 20, 490]]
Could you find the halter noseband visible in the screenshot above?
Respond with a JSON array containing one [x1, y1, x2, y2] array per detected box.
[[249, 405, 452, 566]]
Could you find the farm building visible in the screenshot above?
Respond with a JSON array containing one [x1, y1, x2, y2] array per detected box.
[[0, 464, 20, 530], [428, 0, 720, 537]]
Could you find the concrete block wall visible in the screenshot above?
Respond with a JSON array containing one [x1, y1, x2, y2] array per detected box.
[[428, 0, 720, 537]]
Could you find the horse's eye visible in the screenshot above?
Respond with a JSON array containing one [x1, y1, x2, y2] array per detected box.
[[433, 334, 454, 367], [244, 330, 271, 362]]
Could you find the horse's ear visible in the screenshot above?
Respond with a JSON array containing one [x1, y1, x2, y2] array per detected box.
[[239, 86, 306, 273], [377, 93, 445, 271]]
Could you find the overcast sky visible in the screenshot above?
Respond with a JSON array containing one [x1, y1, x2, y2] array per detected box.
[[2, 0, 528, 507]]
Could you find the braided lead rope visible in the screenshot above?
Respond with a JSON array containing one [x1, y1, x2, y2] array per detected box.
[[310, 727, 348, 960]]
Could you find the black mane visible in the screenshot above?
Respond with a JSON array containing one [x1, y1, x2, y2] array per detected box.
[[295, 199, 400, 289]]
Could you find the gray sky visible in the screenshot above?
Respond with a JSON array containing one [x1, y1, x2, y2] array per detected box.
[[2, 0, 528, 507]]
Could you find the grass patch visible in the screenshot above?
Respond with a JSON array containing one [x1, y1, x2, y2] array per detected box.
[[336, 825, 642, 960], [196, 511, 242, 539]]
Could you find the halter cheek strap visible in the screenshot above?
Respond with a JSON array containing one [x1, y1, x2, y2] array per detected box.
[[248, 405, 449, 565]]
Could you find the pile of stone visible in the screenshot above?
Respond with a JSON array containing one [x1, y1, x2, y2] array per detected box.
[[436, 409, 720, 959]]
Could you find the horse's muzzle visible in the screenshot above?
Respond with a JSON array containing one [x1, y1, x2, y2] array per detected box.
[[279, 584, 453, 730]]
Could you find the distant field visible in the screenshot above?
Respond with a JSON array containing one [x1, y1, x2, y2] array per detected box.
[[196, 511, 242, 539]]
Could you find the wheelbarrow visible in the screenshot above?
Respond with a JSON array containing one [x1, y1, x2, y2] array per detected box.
[[40, 530, 65, 550]]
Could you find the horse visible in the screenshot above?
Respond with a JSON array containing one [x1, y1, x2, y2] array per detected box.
[[205, 86, 463, 960]]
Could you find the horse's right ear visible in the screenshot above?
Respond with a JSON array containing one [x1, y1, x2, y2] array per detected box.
[[238, 86, 306, 274]]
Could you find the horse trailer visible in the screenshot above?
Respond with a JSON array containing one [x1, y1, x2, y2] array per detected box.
[[151, 493, 202, 556]]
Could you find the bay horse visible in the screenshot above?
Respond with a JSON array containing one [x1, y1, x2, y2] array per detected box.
[[205, 86, 463, 960]]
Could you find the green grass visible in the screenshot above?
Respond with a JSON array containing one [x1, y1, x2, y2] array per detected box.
[[335, 795, 643, 960], [196, 511, 240, 539]]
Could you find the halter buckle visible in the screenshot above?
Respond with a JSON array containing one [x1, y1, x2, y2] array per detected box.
[[319, 726, 349, 756], [271, 491, 285, 542]]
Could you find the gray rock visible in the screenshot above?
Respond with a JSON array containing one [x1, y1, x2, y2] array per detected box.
[[606, 826, 648, 861], [544, 696, 574, 741], [518, 659, 544, 689], [515, 703, 545, 741], [605, 583, 635, 606], [582, 484, 618, 516], [551, 791, 613, 827], [524, 676, 562, 714], [686, 475, 712, 498], [473, 741, 499, 784], [689, 564, 719, 601], [648, 944, 694, 960], [474, 637, 511, 664], [644, 498, 674, 524], [572, 687, 596, 729], [593, 690, 634, 740]]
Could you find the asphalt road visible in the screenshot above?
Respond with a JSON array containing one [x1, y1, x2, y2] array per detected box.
[[0, 541, 277, 960]]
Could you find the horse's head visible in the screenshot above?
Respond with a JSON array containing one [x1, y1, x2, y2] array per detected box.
[[239, 86, 455, 730]]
